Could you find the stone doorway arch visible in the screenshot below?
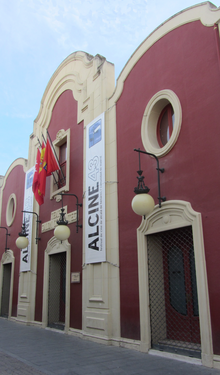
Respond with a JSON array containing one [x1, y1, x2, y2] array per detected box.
[[136, 200, 213, 367]]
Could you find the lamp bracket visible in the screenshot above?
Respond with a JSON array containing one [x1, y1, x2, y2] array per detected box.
[[157, 167, 165, 173], [18, 222, 27, 237], [134, 148, 166, 208], [0, 226, 10, 252], [56, 193, 82, 233], [22, 211, 41, 244]]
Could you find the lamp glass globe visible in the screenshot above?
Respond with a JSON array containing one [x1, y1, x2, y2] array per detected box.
[[131, 193, 155, 217], [16, 236, 29, 250], [54, 225, 71, 241]]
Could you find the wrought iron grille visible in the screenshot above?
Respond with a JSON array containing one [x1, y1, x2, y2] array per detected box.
[[48, 252, 66, 330], [147, 226, 201, 358], [1, 263, 11, 318]]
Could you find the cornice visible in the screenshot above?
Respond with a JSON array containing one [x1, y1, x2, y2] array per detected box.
[[108, 2, 220, 106], [34, 73, 84, 131], [1, 158, 28, 191], [0, 158, 27, 227], [34, 51, 107, 134], [39, 51, 94, 109]]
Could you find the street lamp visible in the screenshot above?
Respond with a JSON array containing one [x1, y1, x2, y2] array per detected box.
[[131, 148, 166, 218], [54, 206, 71, 241], [16, 221, 29, 250], [54, 193, 82, 241], [0, 227, 10, 252], [16, 211, 41, 249]]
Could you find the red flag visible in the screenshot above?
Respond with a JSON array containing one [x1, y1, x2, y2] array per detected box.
[[44, 137, 60, 176], [38, 138, 60, 197], [32, 145, 45, 205], [32, 148, 40, 194]]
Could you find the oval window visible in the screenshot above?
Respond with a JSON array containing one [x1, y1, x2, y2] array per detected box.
[[157, 104, 175, 147], [141, 89, 182, 157], [6, 194, 17, 227]]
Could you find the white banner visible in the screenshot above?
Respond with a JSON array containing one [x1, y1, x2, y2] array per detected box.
[[20, 166, 34, 272], [85, 113, 106, 264]]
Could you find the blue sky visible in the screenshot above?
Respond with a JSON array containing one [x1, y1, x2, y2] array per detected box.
[[1, 0, 220, 176]]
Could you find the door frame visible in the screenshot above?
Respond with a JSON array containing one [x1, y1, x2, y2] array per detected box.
[[0, 250, 15, 319], [42, 237, 71, 332], [136, 200, 213, 367]]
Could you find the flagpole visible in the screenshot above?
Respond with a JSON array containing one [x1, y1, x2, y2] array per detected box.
[[41, 133, 47, 145], [37, 137, 42, 148]]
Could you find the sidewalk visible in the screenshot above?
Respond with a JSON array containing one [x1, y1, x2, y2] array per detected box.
[[0, 318, 220, 375]]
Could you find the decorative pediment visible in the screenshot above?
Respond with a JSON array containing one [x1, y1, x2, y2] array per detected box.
[[1, 249, 14, 264], [34, 51, 112, 134], [45, 236, 70, 255], [138, 200, 200, 235]]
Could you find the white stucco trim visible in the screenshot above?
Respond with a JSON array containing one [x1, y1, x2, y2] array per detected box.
[[50, 128, 70, 198], [109, 2, 220, 106], [213, 355, 220, 369], [0, 158, 27, 235], [1, 158, 28, 191], [34, 51, 115, 141], [141, 89, 182, 157], [136, 200, 213, 367], [6, 193, 17, 227]]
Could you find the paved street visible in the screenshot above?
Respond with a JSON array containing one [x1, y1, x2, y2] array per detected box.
[[0, 318, 220, 374]]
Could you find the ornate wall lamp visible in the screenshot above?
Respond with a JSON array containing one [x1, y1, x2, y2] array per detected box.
[[16, 220, 28, 250], [16, 211, 41, 250], [0, 227, 10, 252], [54, 193, 82, 241], [131, 148, 166, 218]]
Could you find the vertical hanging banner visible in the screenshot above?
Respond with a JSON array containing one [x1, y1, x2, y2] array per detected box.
[[85, 113, 106, 264], [20, 166, 34, 272]]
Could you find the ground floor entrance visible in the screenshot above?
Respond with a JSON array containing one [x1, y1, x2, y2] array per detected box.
[[48, 252, 66, 330], [147, 226, 201, 358], [1, 263, 11, 318]]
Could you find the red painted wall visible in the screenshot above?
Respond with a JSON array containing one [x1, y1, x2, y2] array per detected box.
[[0, 164, 26, 316], [116, 20, 220, 352], [35, 90, 83, 329]]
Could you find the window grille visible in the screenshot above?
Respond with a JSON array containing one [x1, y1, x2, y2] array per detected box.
[[147, 226, 201, 358]]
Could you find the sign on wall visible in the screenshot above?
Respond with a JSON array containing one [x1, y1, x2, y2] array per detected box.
[[20, 166, 34, 272], [85, 113, 106, 264]]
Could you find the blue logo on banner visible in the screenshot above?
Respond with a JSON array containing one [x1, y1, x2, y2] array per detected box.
[[26, 170, 34, 189], [89, 119, 101, 148]]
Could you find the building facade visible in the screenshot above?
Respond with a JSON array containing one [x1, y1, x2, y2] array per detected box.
[[1, 1, 220, 368]]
